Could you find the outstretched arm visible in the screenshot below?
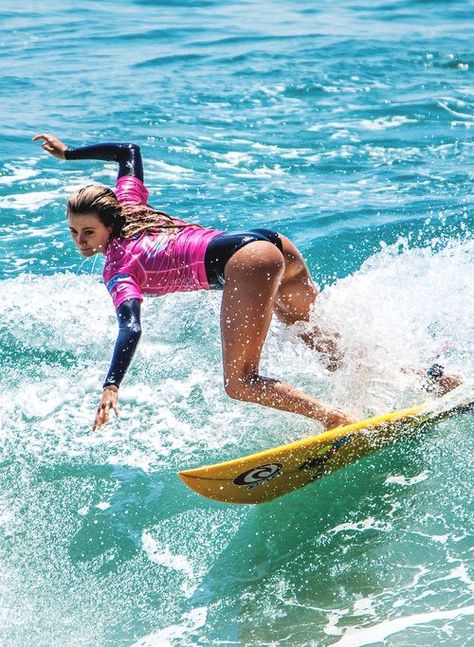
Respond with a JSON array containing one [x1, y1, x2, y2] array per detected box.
[[33, 133, 144, 181], [93, 298, 142, 431], [65, 143, 144, 182]]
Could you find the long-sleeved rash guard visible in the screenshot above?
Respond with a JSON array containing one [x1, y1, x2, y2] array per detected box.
[[65, 142, 145, 389], [65, 142, 221, 390], [65, 142, 144, 182]]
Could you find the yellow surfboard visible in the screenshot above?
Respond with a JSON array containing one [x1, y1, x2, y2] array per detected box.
[[179, 389, 474, 505]]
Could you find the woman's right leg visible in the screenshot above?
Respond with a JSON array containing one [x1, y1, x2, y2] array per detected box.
[[220, 240, 354, 429]]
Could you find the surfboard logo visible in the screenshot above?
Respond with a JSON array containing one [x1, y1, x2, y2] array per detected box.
[[233, 463, 283, 489]]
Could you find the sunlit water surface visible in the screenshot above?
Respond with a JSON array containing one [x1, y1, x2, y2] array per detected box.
[[1, 1, 473, 645]]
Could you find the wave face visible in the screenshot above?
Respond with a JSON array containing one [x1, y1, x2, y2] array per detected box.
[[1, 0, 473, 645]]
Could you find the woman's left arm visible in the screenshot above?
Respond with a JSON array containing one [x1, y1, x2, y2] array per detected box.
[[33, 133, 144, 181], [93, 298, 142, 431]]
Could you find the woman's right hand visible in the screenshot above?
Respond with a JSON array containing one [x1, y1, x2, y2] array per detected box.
[[32, 133, 68, 159], [93, 386, 119, 431], [321, 407, 357, 430]]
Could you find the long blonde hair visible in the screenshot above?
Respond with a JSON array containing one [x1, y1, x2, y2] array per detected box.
[[67, 184, 192, 238]]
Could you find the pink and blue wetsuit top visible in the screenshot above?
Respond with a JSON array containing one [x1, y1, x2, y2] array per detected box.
[[63, 140, 225, 391], [104, 175, 223, 310]]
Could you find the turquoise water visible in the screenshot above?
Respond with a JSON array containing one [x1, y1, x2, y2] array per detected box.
[[1, 1, 474, 644]]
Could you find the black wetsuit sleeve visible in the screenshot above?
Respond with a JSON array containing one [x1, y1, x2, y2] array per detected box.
[[64, 143, 144, 182], [103, 299, 142, 389]]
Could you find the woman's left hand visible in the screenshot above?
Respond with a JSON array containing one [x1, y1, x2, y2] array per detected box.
[[32, 133, 68, 159], [93, 386, 119, 431]]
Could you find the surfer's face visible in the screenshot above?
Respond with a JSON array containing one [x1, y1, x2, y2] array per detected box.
[[68, 213, 112, 256]]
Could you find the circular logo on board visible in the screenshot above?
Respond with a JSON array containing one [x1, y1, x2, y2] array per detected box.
[[233, 463, 283, 489]]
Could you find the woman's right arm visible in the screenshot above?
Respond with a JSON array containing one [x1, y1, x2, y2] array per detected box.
[[93, 298, 142, 431], [33, 133, 144, 181]]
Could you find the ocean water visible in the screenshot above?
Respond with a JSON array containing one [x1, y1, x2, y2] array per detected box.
[[1, 0, 473, 645]]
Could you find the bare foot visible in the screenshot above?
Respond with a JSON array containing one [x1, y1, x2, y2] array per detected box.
[[428, 372, 463, 397], [405, 365, 464, 398]]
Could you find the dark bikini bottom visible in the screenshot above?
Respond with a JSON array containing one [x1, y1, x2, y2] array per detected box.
[[204, 227, 283, 289]]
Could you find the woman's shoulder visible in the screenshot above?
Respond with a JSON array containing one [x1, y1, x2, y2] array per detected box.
[[105, 235, 140, 265], [115, 176, 149, 205], [103, 235, 146, 280]]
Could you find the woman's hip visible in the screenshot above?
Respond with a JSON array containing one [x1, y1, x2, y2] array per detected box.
[[204, 228, 283, 289]]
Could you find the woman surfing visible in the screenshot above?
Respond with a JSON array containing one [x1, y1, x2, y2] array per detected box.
[[33, 134, 460, 432]]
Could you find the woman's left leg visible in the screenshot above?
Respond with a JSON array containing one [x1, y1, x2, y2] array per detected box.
[[273, 234, 343, 370], [273, 234, 462, 393]]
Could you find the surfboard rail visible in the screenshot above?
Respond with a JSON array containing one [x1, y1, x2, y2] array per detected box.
[[178, 390, 474, 505]]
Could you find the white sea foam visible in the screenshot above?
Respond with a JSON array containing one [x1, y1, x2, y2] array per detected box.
[[334, 604, 474, 646], [328, 516, 392, 535], [141, 530, 196, 596], [385, 471, 430, 487], [312, 238, 474, 416], [0, 189, 65, 211], [438, 98, 474, 121], [145, 159, 195, 181], [215, 150, 253, 166], [130, 606, 208, 646], [0, 167, 39, 185], [168, 142, 201, 155], [357, 115, 417, 130], [308, 115, 416, 133]]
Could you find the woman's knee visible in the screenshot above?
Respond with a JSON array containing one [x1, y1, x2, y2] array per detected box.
[[275, 267, 318, 324], [223, 373, 257, 402]]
